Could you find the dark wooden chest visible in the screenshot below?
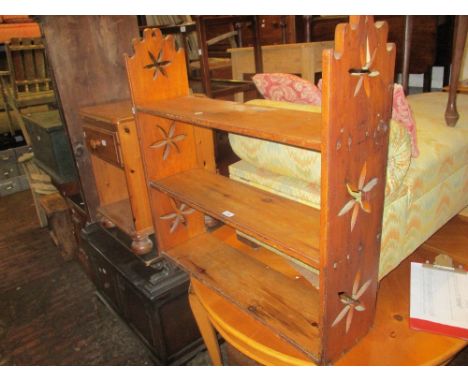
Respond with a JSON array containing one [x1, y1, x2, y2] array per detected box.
[[23, 110, 77, 184], [81, 223, 203, 365]]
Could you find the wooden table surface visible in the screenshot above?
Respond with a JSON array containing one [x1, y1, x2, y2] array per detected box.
[[192, 216, 468, 365]]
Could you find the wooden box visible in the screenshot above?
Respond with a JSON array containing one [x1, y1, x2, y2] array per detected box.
[[81, 223, 203, 365], [79, 101, 154, 258], [23, 110, 77, 184]]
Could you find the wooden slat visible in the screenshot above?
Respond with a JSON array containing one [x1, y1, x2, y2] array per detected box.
[[150, 168, 321, 268], [165, 228, 321, 361], [138, 96, 322, 150]]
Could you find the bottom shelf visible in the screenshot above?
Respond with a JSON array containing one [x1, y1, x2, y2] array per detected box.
[[163, 225, 321, 361]]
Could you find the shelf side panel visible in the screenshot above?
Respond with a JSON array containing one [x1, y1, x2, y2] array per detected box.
[[319, 16, 396, 363]]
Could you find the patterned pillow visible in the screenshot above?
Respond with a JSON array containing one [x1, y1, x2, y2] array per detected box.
[[253, 74, 419, 158], [252, 73, 322, 105], [392, 84, 419, 157]]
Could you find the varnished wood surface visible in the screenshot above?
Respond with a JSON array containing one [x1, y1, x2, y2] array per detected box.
[[79, 100, 134, 126], [90, 156, 129, 207], [165, 225, 321, 362], [190, 217, 468, 365], [116, 119, 154, 234], [445, 16, 468, 126], [319, 16, 396, 361], [97, 198, 135, 236], [138, 96, 322, 150], [150, 168, 321, 268], [423, 215, 468, 266]]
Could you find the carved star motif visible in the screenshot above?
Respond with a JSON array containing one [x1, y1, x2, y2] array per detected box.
[[331, 270, 371, 333], [144, 49, 171, 79], [338, 161, 378, 232], [160, 198, 195, 234], [149, 121, 186, 160]]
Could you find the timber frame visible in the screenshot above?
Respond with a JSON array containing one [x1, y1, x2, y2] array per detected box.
[[125, 17, 397, 364]]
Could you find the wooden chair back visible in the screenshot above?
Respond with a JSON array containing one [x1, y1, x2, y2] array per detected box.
[[5, 37, 52, 100]]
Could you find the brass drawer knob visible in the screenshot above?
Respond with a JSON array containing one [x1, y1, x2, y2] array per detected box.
[[89, 138, 102, 150]]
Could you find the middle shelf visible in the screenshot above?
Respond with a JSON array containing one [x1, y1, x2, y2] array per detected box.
[[150, 168, 321, 269]]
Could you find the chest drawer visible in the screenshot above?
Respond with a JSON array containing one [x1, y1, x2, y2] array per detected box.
[[83, 124, 123, 168], [0, 175, 28, 197], [0, 163, 19, 180], [0, 149, 16, 165]]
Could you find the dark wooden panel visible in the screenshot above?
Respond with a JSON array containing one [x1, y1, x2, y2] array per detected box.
[[297, 16, 439, 75], [39, 16, 139, 221]]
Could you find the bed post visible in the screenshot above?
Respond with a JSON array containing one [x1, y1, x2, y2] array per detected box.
[[319, 16, 396, 363], [445, 15, 467, 127]]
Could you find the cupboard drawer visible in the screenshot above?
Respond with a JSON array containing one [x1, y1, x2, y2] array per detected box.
[[83, 124, 123, 167]]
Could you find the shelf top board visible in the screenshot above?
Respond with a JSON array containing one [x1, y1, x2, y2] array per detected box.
[[165, 228, 321, 361], [137, 96, 322, 150], [80, 100, 133, 126], [151, 169, 321, 268]]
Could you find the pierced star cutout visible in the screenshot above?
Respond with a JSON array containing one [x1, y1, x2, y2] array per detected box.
[[144, 49, 171, 79], [338, 161, 378, 231], [351, 36, 379, 97], [331, 271, 372, 333], [160, 198, 195, 234], [149, 121, 186, 160]]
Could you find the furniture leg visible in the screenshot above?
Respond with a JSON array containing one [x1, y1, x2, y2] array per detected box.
[[4, 89, 32, 145], [195, 17, 212, 97], [130, 233, 153, 256], [402, 16, 413, 94], [445, 15, 467, 126], [188, 283, 223, 366], [423, 68, 432, 92]]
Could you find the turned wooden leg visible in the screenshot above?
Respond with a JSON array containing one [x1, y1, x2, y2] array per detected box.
[[131, 233, 153, 256], [445, 16, 468, 126], [99, 216, 116, 229], [188, 283, 223, 366]]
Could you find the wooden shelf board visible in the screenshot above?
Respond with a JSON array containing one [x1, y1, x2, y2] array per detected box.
[[138, 96, 322, 150], [150, 168, 320, 269], [97, 198, 135, 236], [165, 226, 321, 361]]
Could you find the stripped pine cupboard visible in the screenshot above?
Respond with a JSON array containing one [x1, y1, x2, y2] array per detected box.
[[125, 17, 396, 364]]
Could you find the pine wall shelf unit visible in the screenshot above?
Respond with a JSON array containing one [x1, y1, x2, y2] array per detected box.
[[125, 17, 396, 364]]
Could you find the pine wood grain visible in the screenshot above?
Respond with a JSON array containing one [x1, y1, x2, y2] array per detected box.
[[97, 198, 135, 236], [138, 95, 322, 150], [150, 168, 321, 269], [165, 226, 321, 361], [190, 239, 468, 365]]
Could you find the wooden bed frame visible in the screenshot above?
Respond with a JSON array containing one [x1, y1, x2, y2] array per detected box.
[[124, 16, 466, 364]]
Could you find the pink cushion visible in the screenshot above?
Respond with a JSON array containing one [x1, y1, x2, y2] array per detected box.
[[253, 74, 419, 158], [252, 73, 322, 105], [391, 84, 419, 157]]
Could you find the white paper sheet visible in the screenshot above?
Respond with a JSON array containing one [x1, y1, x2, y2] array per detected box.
[[410, 262, 468, 329]]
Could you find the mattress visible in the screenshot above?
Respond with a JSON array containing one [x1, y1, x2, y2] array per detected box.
[[228, 93, 468, 279]]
